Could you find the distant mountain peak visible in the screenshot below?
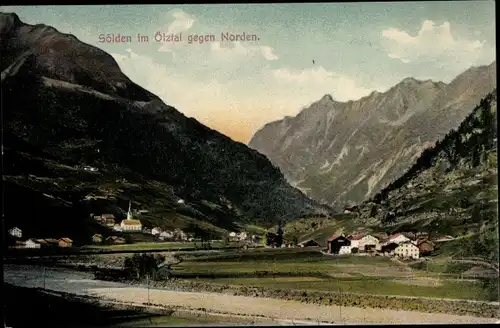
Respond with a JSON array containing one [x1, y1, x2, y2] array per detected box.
[[320, 94, 334, 102], [401, 77, 420, 84]]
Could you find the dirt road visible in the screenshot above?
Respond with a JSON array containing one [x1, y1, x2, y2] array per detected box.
[[4, 265, 498, 324]]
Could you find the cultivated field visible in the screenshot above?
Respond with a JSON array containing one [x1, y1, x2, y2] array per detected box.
[[171, 248, 493, 301]]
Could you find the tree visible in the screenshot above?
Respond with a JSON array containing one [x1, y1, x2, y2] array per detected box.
[[275, 224, 284, 248], [124, 253, 165, 280], [265, 231, 277, 247], [292, 236, 298, 246], [369, 205, 378, 218]]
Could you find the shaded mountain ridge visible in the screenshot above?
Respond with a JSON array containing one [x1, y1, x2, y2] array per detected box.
[[1, 12, 329, 243]]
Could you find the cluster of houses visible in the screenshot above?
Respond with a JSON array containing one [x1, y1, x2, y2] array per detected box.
[[151, 228, 193, 241], [90, 201, 194, 242], [92, 201, 143, 232], [228, 231, 262, 244], [8, 227, 73, 249], [325, 232, 435, 260]]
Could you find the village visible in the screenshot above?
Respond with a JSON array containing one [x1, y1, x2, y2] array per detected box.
[[6, 200, 264, 249], [6, 198, 455, 258]]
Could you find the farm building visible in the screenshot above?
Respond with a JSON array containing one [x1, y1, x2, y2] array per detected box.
[[92, 234, 103, 244], [298, 239, 320, 247], [238, 232, 248, 241], [395, 242, 420, 259], [101, 213, 116, 220], [358, 235, 381, 252], [159, 231, 174, 240], [8, 227, 22, 238], [416, 239, 435, 255], [173, 229, 188, 240], [25, 239, 41, 249], [339, 245, 352, 255], [58, 238, 73, 247], [327, 234, 351, 254], [381, 242, 399, 254], [106, 236, 126, 244], [44, 239, 59, 248], [152, 227, 162, 236], [347, 234, 364, 249]]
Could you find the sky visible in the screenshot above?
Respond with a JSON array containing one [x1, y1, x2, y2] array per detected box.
[[2, 2, 496, 143]]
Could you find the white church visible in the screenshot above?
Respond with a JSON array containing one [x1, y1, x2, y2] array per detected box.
[[120, 200, 142, 232]]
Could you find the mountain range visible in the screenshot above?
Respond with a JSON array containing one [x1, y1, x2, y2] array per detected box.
[[249, 62, 496, 209], [1, 12, 329, 243]]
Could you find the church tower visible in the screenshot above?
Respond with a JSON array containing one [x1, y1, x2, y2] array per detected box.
[[127, 200, 133, 220]]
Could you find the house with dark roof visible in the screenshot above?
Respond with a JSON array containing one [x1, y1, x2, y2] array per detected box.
[[327, 234, 350, 254], [416, 239, 435, 255], [58, 237, 73, 247]]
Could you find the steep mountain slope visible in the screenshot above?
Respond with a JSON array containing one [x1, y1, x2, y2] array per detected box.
[[363, 91, 497, 230], [249, 63, 496, 209], [1, 13, 329, 244], [356, 90, 498, 261], [285, 91, 498, 262]]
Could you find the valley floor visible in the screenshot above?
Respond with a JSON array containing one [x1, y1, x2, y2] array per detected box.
[[4, 264, 498, 324]]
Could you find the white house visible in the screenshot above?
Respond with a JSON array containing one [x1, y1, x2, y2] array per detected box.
[[24, 239, 41, 249], [8, 227, 22, 238], [238, 232, 248, 241], [395, 242, 420, 259], [229, 232, 237, 238], [384, 233, 411, 246], [113, 224, 122, 232], [159, 231, 174, 240], [347, 234, 364, 248], [358, 235, 381, 252], [120, 201, 142, 232], [174, 229, 187, 240], [177, 199, 185, 204], [339, 245, 352, 255], [152, 227, 162, 236]]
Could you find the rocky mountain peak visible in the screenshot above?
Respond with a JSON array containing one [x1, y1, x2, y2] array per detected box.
[[319, 94, 334, 103], [249, 62, 496, 208]]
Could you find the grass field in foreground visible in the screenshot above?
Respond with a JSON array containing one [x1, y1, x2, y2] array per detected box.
[[172, 248, 490, 301], [175, 250, 404, 275]]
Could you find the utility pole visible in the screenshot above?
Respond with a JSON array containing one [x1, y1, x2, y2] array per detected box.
[[339, 286, 343, 324], [43, 267, 46, 289], [147, 273, 150, 304]]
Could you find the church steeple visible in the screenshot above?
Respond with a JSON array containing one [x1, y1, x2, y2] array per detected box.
[[127, 200, 133, 220]]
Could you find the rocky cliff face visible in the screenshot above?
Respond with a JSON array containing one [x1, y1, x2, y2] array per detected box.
[[249, 63, 496, 209], [1, 12, 329, 242]]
